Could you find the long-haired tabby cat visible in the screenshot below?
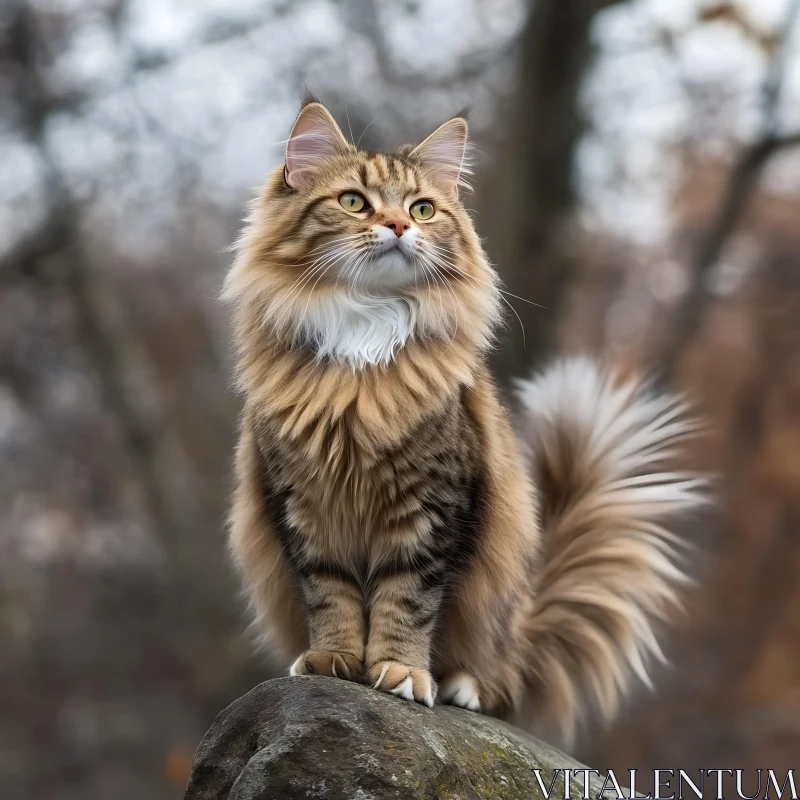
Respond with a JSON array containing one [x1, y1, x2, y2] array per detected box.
[[224, 97, 704, 742]]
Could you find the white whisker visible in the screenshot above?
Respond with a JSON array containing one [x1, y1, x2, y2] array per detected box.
[[418, 243, 525, 347]]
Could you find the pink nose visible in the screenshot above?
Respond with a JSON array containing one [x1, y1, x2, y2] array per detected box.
[[385, 220, 410, 238]]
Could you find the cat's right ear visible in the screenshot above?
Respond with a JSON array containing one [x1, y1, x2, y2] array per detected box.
[[285, 101, 349, 189]]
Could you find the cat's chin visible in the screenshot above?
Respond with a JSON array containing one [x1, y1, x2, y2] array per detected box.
[[345, 250, 419, 292]]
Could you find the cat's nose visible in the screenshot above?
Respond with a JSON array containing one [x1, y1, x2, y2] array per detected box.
[[384, 220, 410, 238]]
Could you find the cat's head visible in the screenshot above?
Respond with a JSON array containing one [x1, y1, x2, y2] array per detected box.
[[227, 98, 501, 367]]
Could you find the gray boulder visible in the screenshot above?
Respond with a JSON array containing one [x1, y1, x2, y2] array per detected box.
[[184, 676, 609, 800]]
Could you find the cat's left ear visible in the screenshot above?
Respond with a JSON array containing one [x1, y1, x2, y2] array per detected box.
[[285, 101, 350, 189], [411, 117, 470, 192]]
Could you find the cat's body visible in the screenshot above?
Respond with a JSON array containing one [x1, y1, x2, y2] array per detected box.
[[225, 99, 704, 741]]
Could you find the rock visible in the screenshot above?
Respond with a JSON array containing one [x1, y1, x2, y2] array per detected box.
[[184, 676, 611, 800]]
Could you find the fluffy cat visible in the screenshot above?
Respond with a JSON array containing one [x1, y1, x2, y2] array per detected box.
[[223, 97, 705, 742]]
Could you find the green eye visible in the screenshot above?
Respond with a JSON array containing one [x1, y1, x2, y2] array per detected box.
[[339, 192, 367, 212], [410, 200, 435, 220]]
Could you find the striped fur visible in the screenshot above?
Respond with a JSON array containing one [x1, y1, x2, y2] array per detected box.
[[225, 100, 705, 742]]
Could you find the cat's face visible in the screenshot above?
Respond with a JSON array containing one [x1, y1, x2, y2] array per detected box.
[[228, 100, 500, 366], [275, 102, 477, 293], [284, 153, 462, 292]]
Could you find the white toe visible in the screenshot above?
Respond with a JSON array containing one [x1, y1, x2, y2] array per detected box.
[[464, 694, 481, 712], [390, 676, 414, 701], [439, 674, 481, 712], [289, 655, 305, 677]]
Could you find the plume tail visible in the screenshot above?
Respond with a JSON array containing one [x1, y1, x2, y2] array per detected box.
[[515, 357, 706, 743]]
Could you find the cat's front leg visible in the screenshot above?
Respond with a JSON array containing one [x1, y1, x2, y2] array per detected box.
[[364, 561, 444, 707], [290, 561, 367, 682]]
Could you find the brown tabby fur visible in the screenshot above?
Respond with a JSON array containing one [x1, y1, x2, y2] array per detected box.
[[225, 99, 705, 742]]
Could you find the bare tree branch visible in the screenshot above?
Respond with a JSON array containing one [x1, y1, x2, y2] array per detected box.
[[4, 2, 183, 557], [661, 0, 800, 380]]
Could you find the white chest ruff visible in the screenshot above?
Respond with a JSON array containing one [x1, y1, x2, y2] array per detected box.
[[299, 292, 419, 368]]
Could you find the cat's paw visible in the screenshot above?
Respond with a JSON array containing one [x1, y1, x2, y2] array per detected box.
[[289, 650, 363, 681], [438, 671, 481, 712], [366, 661, 435, 707]]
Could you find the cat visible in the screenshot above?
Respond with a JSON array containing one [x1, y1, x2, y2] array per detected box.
[[223, 97, 705, 742]]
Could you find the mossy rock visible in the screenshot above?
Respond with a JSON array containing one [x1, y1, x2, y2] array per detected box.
[[184, 676, 608, 800]]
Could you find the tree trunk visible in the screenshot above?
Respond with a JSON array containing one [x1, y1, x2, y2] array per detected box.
[[480, 1, 600, 381]]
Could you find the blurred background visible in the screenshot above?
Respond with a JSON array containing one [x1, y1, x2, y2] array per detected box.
[[1, 0, 799, 797]]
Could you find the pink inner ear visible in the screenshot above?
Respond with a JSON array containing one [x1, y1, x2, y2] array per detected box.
[[285, 105, 347, 189]]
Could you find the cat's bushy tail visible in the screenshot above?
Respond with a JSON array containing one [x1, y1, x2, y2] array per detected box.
[[515, 357, 706, 743]]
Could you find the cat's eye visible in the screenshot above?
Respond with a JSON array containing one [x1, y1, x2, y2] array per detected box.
[[339, 192, 368, 212], [410, 200, 435, 220]]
